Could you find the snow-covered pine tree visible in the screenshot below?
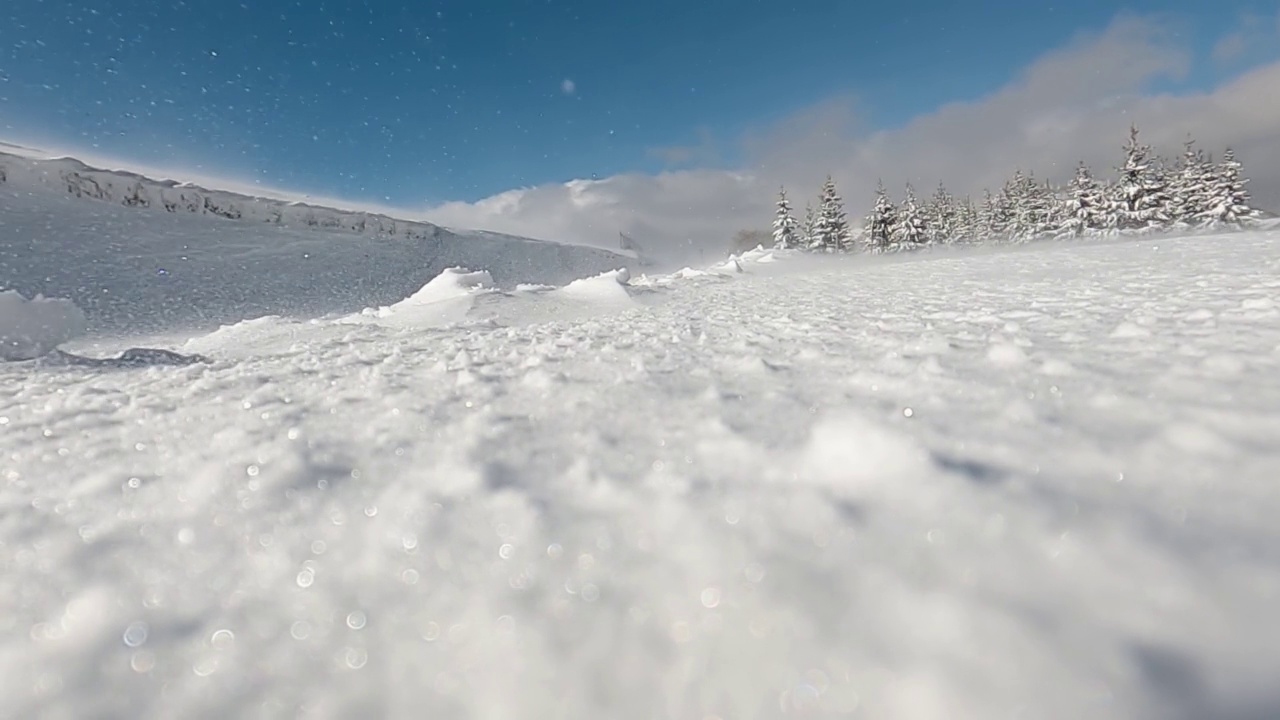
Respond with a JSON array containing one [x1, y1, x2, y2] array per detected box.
[[1113, 125, 1173, 232], [1007, 171, 1055, 242], [771, 187, 801, 249], [863, 181, 897, 253], [807, 190, 831, 252], [890, 183, 929, 250], [1168, 138, 1213, 229], [800, 202, 817, 251], [811, 176, 852, 252], [1039, 180, 1067, 239], [954, 197, 979, 245], [1003, 170, 1030, 241], [976, 190, 998, 242], [925, 182, 958, 245], [1058, 161, 1107, 238], [990, 178, 1018, 241], [1200, 148, 1262, 227]]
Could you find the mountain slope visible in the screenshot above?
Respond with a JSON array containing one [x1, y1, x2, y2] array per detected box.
[[0, 149, 634, 333]]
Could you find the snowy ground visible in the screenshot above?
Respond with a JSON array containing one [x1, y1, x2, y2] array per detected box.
[[3, 233, 1280, 719]]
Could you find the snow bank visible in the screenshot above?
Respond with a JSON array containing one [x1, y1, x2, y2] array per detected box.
[[0, 290, 88, 360]]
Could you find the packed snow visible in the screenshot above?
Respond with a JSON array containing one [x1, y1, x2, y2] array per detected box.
[[3, 230, 1280, 719]]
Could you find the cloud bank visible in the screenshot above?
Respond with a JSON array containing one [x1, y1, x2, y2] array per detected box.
[[421, 13, 1280, 265]]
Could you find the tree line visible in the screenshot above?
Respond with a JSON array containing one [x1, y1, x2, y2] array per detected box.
[[769, 125, 1267, 253]]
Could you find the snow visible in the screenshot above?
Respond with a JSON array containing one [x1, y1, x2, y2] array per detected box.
[[0, 290, 88, 360], [3, 228, 1280, 719]]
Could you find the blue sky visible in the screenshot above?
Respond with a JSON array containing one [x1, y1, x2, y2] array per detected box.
[[1, 1, 1276, 206]]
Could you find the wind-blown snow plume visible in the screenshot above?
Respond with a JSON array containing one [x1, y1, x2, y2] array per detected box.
[[0, 290, 88, 360]]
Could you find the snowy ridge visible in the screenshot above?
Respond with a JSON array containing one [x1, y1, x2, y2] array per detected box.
[[0, 154, 635, 334], [0, 149, 565, 248]]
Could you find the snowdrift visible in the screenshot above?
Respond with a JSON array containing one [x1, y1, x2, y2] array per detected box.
[[384, 268, 496, 311], [0, 290, 88, 360], [556, 268, 634, 305], [338, 267, 497, 328]]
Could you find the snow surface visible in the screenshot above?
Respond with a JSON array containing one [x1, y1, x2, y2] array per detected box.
[[3, 232, 1280, 719], [0, 290, 88, 361]]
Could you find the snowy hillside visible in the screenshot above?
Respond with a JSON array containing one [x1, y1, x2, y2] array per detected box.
[[3, 230, 1279, 719], [0, 148, 634, 334]]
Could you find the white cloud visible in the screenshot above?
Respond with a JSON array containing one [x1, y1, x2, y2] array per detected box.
[[421, 14, 1280, 266], [1213, 32, 1249, 64], [1211, 9, 1280, 65]]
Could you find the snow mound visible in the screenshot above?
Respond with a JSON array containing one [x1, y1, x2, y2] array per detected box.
[[182, 315, 306, 357], [0, 290, 88, 360], [738, 245, 790, 264], [340, 267, 495, 327], [385, 268, 495, 311], [798, 412, 938, 498], [986, 342, 1029, 367], [712, 258, 744, 273], [556, 268, 634, 304], [672, 267, 712, 279], [629, 245, 794, 288]]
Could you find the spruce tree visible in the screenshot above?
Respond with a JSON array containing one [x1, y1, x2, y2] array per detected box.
[[954, 197, 979, 245], [1058, 162, 1107, 238], [976, 190, 997, 241], [1169, 138, 1213, 229], [1201, 148, 1261, 227], [800, 202, 817, 250], [811, 176, 852, 252], [891, 183, 929, 249], [863, 181, 897, 253], [771, 187, 801, 249], [925, 182, 958, 245], [990, 180, 1018, 241], [1006, 171, 1055, 241], [1039, 180, 1067, 239], [1113, 125, 1173, 232]]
